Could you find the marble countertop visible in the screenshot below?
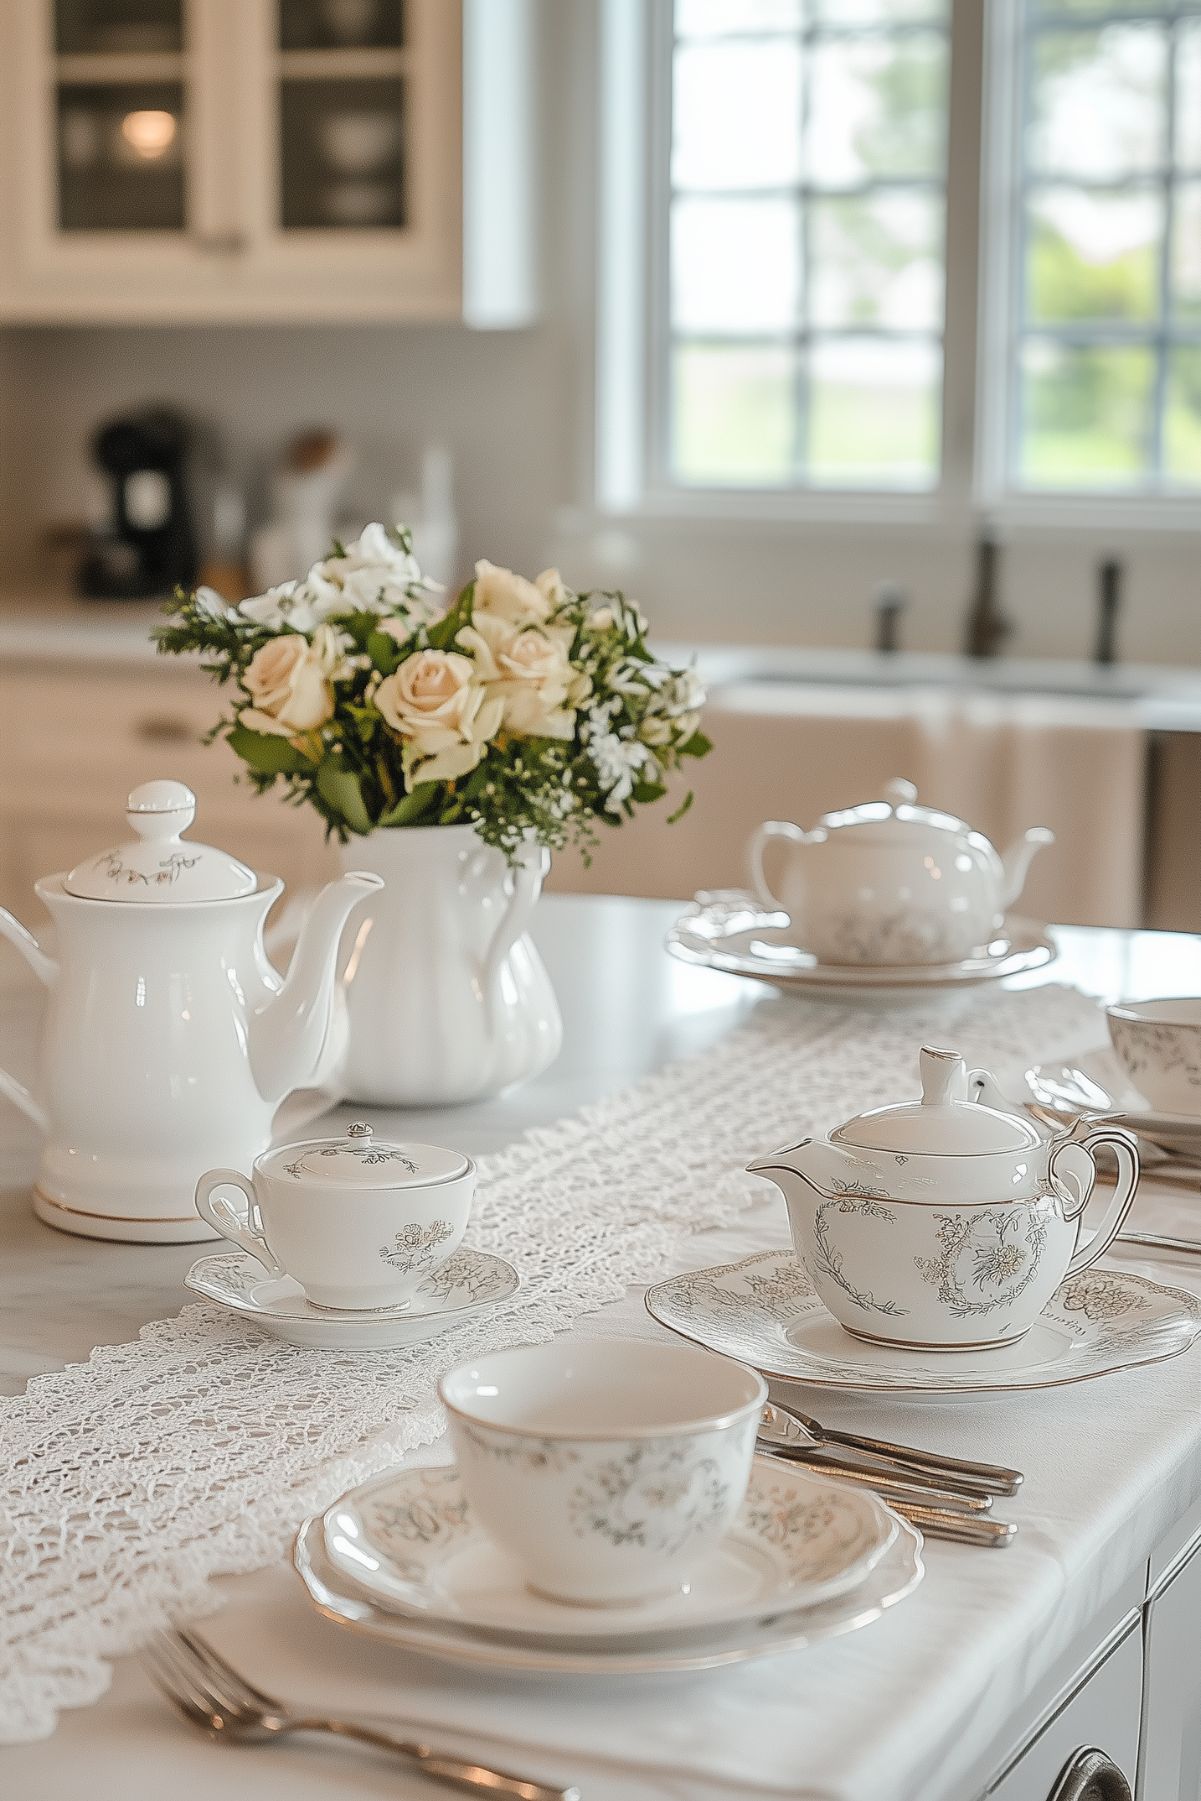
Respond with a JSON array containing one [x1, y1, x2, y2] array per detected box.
[[5, 897, 1201, 1799], [3, 589, 1201, 730]]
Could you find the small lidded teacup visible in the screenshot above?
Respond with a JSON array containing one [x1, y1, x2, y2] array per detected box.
[[195, 1122, 475, 1311], [440, 1339, 767, 1607]]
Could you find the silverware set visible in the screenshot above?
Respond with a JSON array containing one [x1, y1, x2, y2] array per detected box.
[[757, 1400, 1021, 1549], [144, 1625, 579, 1799]]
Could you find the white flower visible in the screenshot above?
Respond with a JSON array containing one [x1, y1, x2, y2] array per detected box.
[[584, 708, 656, 813], [473, 560, 558, 626], [239, 580, 320, 634], [240, 625, 346, 737], [586, 592, 647, 643], [194, 585, 230, 620], [375, 649, 504, 784]]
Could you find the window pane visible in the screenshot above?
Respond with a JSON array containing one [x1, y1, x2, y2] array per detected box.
[[810, 189, 944, 329], [673, 41, 801, 189], [806, 33, 948, 187], [280, 78, 405, 229], [56, 0, 181, 54], [1173, 184, 1201, 321], [672, 344, 796, 484], [675, 0, 800, 34], [1019, 342, 1154, 486], [1178, 22, 1201, 171], [1165, 349, 1201, 484], [672, 198, 800, 333], [1027, 27, 1166, 180], [280, 0, 404, 50], [808, 338, 940, 486], [1026, 187, 1162, 324], [1030, 0, 1167, 13], [810, 0, 948, 20]]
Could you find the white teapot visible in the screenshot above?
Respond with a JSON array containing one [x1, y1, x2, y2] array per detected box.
[[748, 1045, 1139, 1352], [0, 781, 382, 1241], [749, 778, 1053, 965]]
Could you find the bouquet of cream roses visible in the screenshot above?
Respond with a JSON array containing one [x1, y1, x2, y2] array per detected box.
[[156, 523, 710, 859]]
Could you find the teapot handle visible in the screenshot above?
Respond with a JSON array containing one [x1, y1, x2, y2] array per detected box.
[[477, 842, 549, 1026], [1055, 1126, 1140, 1277], [749, 821, 807, 913]]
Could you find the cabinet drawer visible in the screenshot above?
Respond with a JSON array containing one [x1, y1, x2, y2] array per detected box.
[[3, 668, 238, 800], [987, 1622, 1141, 1800]]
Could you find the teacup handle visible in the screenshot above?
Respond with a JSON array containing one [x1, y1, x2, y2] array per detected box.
[[748, 821, 807, 913], [1055, 1126, 1140, 1277], [194, 1168, 283, 1277]]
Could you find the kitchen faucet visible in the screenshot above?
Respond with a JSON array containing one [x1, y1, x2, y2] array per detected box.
[[963, 534, 1012, 658]]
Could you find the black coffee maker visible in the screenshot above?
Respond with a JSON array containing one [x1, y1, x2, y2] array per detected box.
[[78, 406, 198, 598]]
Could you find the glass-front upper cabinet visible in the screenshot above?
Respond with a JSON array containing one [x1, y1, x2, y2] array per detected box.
[[0, 0, 537, 324]]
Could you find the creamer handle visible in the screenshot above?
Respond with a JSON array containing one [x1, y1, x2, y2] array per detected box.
[[748, 821, 807, 913], [194, 1169, 283, 1276], [1060, 1126, 1139, 1276]]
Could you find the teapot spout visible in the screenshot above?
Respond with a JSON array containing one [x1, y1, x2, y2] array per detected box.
[[250, 871, 383, 1104], [999, 826, 1054, 911], [747, 1139, 863, 1207]]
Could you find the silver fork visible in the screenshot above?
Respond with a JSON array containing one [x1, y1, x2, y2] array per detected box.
[[765, 1400, 1024, 1497], [144, 1626, 580, 1800]]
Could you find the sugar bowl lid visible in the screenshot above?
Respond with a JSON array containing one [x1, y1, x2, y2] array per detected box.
[[261, 1122, 472, 1189], [65, 780, 257, 903], [832, 1046, 1042, 1156]]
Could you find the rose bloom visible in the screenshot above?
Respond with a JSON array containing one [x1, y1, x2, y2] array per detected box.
[[472, 560, 566, 627], [457, 614, 587, 741], [240, 626, 343, 737], [375, 649, 504, 783]]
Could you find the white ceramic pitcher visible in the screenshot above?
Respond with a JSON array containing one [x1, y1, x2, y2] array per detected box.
[[333, 825, 562, 1106]]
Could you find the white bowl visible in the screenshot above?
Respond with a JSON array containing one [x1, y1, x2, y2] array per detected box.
[[440, 1340, 766, 1607], [1107, 998, 1201, 1117]]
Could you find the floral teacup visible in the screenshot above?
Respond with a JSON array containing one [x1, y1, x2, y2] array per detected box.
[[195, 1122, 474, 1311], [1107, 998, 1201, 1117], [440, 1339, 766, 1606]]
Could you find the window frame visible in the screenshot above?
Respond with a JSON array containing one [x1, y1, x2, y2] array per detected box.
[[596, 0, 1201, 532]]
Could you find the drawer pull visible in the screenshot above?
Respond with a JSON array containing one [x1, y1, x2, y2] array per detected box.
[[1048, 1746, 1132, 1801], [136, 715, 195, 747]]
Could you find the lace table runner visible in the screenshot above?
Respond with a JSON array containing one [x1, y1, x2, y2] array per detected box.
[[1, 981, 1105, 1740]]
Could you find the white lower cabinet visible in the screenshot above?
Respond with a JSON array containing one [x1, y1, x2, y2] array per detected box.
[[987, 1621, 1142, 1801], [1138, 1539, 1201, 1801]]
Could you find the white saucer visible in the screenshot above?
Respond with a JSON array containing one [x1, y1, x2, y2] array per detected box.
[[184, 1247, 520, 1350], [666, 892, 1054, 998], [322, 1457, 897, 1642], [294, 1504, 923, 1676], [646, 1249, 1201, 1399], [1026, 1047, 1201, 1158]]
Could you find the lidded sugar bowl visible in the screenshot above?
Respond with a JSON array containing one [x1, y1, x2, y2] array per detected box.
[[0, 779, 381, 1242], [748, 1046, 1139, 1351], [749, 778, 1054, 965]]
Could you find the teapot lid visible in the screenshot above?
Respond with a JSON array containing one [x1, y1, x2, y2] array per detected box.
[[832, 1047, 1042, 1156], [260, 1122, 471, 1190], [64, 780, 258, 903], [819, 778, 981, 845]]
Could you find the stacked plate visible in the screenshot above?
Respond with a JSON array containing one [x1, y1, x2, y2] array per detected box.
[[666, 892, 1055, 1000], [293, 1456, 924, 1674]]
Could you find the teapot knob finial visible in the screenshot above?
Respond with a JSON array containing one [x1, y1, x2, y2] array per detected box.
[[882, 777, 918, 810], [126, 780, 196, 842], [919, 1046, 968, 1107], [346, 1121, 374, 1140]]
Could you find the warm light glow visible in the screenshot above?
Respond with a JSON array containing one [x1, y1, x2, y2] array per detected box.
[[120, 109, 177, 160]]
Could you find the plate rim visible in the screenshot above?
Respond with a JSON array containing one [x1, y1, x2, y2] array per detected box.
[[184, 1244, 522, 1325], [665, 896, 1055, 991], [320, 1454, 898, 1642], [645, 1248, 1201, 1397], [292, 1510, 924, 1675], [1026, 1050, 1201, 1138]]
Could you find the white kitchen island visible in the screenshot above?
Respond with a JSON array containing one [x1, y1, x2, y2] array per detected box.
[[3, 896, 1201, 1801]]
